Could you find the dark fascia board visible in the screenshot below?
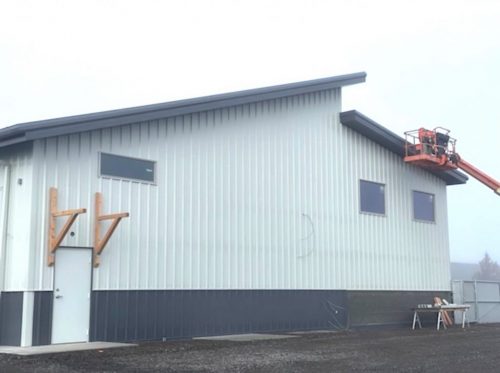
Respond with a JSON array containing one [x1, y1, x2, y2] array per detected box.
[[0, 72, 366, 147], [339, 110, 468, 186]]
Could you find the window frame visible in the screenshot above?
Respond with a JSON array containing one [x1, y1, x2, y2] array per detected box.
[[412, 190, 436, 223], [359, 179, 386, 217], [98, 151, 157, 185]]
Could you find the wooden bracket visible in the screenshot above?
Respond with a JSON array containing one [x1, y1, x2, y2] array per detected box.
[[48, 187, 87, 266], [93, 192, 129, 267]]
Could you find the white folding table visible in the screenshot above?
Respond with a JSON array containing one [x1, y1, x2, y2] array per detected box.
[[411, 305, 470, 330]]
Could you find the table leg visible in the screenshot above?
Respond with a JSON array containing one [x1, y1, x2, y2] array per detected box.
[[412, 311, 417, 330], [437, 311, 447, 330], [462, 309, 470, 328]]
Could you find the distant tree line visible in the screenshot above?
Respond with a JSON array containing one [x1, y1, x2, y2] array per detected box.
[[474, 252, 500, 281]]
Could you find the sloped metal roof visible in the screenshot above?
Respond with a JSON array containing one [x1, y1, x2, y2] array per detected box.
[[0, 72, 366, 147]]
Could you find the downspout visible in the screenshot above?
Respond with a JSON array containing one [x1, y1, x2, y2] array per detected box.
[[0, 162, 11, 292]]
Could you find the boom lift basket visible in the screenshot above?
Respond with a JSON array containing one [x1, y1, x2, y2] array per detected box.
[[403, 126, 500, 195], [404, 127, 458, 171]]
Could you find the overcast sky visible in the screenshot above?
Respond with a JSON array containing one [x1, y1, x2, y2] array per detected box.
[[1, 0, 499, 263]]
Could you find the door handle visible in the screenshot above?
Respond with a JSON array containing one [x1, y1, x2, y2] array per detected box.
[[55, 295, 63, 299]]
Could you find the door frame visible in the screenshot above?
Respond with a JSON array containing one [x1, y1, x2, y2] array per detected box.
[[51, 246, 93, 344], [0, 163, 11, 292]]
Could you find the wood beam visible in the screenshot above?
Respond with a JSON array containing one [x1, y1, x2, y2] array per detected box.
[[93, 192, 129, 267], [47, 187, 87, 266], [98, 212, 129, 221], [52, 208, 86, 217]]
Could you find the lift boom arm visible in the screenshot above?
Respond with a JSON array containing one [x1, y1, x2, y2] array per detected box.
[[455, 157, 500, 195]]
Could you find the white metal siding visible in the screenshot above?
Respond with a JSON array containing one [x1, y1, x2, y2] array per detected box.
[[26, 89, 450, 291], [0, 144, 35, 291]]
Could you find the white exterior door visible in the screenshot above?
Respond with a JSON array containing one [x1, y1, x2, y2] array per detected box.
[[52, 248, 92, 344]]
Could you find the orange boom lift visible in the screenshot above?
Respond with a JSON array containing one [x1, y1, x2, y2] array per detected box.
[[404, 127, 500, 196]]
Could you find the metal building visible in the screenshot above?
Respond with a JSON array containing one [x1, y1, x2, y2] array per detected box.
[[0, 72, 467, 346]]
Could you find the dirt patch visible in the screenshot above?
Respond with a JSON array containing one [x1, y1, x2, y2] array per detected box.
[[2, 324, 500, 372]]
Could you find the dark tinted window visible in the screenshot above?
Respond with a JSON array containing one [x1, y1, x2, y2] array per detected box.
[[360, 180, 385, 215], [100, 153, 155, 183], [413, 191, 435, 222]]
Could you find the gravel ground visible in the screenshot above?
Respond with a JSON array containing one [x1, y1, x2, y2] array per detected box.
[[1, 324, 500, 372]]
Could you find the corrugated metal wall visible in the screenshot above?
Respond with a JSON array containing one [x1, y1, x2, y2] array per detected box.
[[21, 88, 450, 291], [452, 280, 500, 323], [0, 143, 35, 291]]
